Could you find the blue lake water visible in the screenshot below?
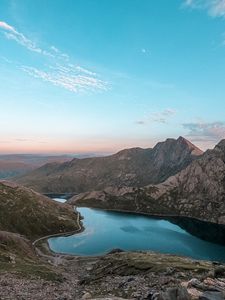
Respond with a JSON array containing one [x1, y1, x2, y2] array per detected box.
[[48, 205, 225, 262]]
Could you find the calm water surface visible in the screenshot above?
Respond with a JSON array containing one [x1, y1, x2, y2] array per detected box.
[[53, 197, 67, 203], [48, 205, 225, 262]]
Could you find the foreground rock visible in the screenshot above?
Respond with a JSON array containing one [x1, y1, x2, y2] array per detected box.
[[1, 249, 225, 299], [15, 137, 202, 193], [69, 139, 225, 226]]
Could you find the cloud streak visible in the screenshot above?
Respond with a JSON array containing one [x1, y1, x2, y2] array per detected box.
[[0, 20, 108, 93], [21, 65, 108, 93], [136, 108, 176, 125], [182, 121, 225, 142], [0, 21, 50, 56]]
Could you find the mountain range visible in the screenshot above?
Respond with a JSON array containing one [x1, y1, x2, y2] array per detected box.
[[68, 139, 225, 225], [0, 154, 74, 179], [15, 136, 203, 193]]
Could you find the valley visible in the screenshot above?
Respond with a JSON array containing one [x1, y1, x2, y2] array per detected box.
[[1, 137, 225, 299]]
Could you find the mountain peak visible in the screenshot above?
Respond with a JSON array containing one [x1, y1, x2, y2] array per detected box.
[[154, 137, 203, 156], [215, 139, 225, 152], [176, 136, 203, 155]]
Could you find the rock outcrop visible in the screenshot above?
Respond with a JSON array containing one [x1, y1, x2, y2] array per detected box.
[[15, 137, 202, 193]]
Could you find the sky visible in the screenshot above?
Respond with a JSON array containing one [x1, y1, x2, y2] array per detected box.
[[0, 0, 225, 154]]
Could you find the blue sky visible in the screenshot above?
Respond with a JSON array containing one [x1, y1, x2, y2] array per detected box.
[[0, 0, 225, 153]]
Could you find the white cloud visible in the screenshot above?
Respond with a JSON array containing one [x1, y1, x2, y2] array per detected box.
[[182, 121, 225, 141], [184, 0, 225, 18], [0, 20, 109, 93], [136, 108, 177, 125], [0, 21, 16, 32], [0, 20, 52, 56], [50, 46, 59, 53], [75, 65, 97, 76], [21, 65, 108, 93]]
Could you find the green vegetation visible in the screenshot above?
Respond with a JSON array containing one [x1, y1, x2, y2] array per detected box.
[[0, 182, 80, 281], [0, 182, 78, 240]]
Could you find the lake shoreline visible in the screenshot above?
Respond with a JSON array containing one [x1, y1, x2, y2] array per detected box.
[[75, 204, 225, 245], [37, 196, 225, 261], [45, 206, 225, 262]]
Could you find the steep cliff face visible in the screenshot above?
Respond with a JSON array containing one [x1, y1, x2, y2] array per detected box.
[[68, 140, 225, 225], [15, 137, 202, 193], [146, 139, 225, 224]]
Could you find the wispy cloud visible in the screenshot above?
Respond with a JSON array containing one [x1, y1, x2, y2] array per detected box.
[[136, 108, 177, 125], [0, 21, 51, 56], [183, 0, 225, 18], [0, 21, 16, 32], [182, 121, 225, 142], [0, 20, 108, 93], [21, 65, 108, 93]]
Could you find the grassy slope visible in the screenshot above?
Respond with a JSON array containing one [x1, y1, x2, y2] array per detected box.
[[0, 181, 79, 280], [0, 182, 78, 240]]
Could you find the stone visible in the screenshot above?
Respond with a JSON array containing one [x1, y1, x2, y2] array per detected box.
[[108, 248, 124, 254], [199, 291, 225, 300], [187, 288, 203, 299], [187, 278, 202, 288], [82, 292, 92, 299], [156, 287, 190, 300], [214, 266, 225, 278]]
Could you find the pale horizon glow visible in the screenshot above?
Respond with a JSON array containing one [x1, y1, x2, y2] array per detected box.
[[1, 0, 225, 154]]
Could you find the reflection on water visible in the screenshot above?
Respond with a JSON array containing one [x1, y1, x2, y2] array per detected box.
[[48, 207, 225, 262]]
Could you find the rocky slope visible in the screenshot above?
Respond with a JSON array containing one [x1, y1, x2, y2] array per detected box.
[[1, 249, 225, 299], [68, 139, 225, 226], [15, 137, 203, 193]]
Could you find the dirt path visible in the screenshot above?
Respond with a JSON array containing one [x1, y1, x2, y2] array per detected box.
[[32, 208, 83, 265]]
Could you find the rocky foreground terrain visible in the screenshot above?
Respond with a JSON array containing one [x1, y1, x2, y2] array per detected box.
[[1, 246, 225, 300], [69, 139, 225, 226], [15, 137, 203, 193]]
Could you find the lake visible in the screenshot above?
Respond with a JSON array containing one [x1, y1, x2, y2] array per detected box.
[[48, 204, 225, 262]]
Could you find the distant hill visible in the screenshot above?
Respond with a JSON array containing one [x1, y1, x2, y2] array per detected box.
[[0, 154, 74, 179], [15, 137, 203, 193], [69, 139, 225, 226]]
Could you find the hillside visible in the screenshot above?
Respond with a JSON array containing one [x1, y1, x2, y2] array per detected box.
[[0, 181, 79, 239], [15, 136, 203, 193], [68, 139, 225, 226], [0, 181, 80, 283]]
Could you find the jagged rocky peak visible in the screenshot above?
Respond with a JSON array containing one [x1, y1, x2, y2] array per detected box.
[[151, 136, 203, 165], [177, 136, 203, 155], [153, 136, 202, 154], [215, 139, 225, 152]]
